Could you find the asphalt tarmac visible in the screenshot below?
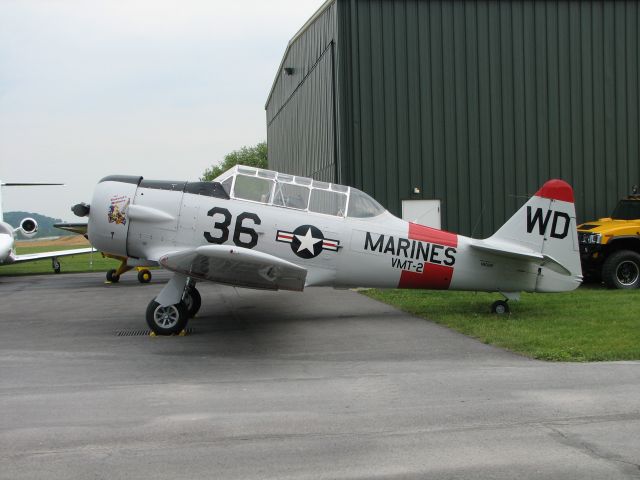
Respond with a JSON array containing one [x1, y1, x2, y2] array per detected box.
[[1, 271, 639, 479]]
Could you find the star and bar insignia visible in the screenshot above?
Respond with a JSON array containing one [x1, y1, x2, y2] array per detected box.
[[276, 224, 340, 259]]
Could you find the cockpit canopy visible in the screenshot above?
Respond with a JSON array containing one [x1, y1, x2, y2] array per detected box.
[[215, 166, 386, 219]]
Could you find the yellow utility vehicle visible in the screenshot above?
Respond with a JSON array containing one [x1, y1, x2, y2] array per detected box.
[[578, 189, 640, 288]]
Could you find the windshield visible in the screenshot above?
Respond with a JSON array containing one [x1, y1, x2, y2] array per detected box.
[[611, 200, 640, 220], [233, 174, 273, 203], [347, 188, 386, 218]]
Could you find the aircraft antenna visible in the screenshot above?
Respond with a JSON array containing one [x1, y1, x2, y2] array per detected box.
[[470, 205, 486, 239]]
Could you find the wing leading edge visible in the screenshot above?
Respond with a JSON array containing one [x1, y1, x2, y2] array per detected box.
[[12, 247, 96, 263], [158, 245, 307, 291]]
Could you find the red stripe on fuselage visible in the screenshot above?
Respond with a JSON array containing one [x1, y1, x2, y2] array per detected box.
[[407, 222, 458, 247], [398, 223, 458, 290]]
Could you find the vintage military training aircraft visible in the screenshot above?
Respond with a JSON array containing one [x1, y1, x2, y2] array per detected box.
[[75, 166, 582, 335]]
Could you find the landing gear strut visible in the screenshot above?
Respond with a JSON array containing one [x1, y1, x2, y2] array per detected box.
[[52, 257, 61, 274], [106, 259, 132, 283], [183, 285, 201, 318], [146, 274, 200, 335]]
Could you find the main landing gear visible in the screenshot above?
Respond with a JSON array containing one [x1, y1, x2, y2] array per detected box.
[[145, 274, 201, 335], [51, 257, 61, 274]]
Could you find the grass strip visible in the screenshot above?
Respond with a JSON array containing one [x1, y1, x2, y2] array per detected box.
[[0, 245, 119, 276], [362, 288, 640, 362]]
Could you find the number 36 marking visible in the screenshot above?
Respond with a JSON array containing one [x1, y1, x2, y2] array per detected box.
[[204, 207, 261, 249]]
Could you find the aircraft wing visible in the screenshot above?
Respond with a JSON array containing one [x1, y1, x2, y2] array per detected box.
[[12, 247, 96, 263], [54, 222, 88, 236], [158, 245, 307, 291], [470, 240, 571, 276]]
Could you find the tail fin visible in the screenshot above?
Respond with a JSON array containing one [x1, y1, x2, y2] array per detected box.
[[489, 179, 582, 291]]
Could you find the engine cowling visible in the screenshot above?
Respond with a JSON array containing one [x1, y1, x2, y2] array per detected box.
[[19, 217, 38, 238]]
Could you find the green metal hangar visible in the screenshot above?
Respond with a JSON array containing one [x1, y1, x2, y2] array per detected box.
[[265, 0, 640, 237]]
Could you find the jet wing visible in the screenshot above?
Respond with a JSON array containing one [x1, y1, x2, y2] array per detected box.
[[53, 222, 88, 236], [158, 245, 307, 291], [470, 240, 571, 276], [12, 247, 96, 263]]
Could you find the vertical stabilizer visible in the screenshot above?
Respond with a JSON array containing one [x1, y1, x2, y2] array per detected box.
[[489, 179, 582, 291]]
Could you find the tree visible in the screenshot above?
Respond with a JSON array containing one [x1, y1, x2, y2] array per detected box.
[[201, 142, 267, 181]]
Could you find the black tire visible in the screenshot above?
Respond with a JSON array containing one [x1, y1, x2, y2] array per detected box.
[[602, 250, 640, 289], [146, 300, 189, 335], [137, 269, 152, 283], [106, 269, 120, 283], [491, 300, 510, 315], [183, 287, 201, 318]]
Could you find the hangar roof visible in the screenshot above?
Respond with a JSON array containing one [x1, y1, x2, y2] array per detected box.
[[265, 0, 335, 109]]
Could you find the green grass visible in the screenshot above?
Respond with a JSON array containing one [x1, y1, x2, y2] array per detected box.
[[0, 245, 120, 276], [362, 288, 640, 362]]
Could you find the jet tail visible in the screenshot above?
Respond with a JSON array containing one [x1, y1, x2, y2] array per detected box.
[[485, 180, 582, 292]]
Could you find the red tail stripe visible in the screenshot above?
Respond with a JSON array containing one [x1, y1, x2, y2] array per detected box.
[[535, 179, 574, 203]]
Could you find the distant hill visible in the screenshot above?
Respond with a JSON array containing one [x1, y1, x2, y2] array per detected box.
[[3, 211, 73, 238]]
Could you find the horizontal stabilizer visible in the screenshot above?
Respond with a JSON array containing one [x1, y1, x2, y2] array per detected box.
[[158, 244, 307, 291], [471, 240, 543, 262], [54, 223, 88, 235], [470, 241, 571, 276]]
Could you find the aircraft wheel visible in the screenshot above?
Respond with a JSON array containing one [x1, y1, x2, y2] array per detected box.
[[137, 269, 152, 283], [183, 287, 201, 318], [52, 258, 61, 274], [106, 269, 120, 283], [491, 300, 510, 315], [146, 300, 188, 335]]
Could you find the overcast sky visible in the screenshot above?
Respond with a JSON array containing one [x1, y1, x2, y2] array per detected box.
[[0, 0, 323, 222]]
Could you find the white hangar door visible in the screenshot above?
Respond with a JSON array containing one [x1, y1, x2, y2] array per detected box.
[[402, 200, 441, 229]]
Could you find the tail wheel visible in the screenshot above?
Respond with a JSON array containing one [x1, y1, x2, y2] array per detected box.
[[146, 300, 189, 335], [106, 269, 120, 283], [137, 269, 152, 283], [491, 300, 510, 315], [602, 250, 640, 289], [183, 287, 202, 318]]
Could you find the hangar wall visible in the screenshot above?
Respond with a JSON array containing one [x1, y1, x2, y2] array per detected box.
[[267, 0, 640, 237], [266, 1, 339, 182]]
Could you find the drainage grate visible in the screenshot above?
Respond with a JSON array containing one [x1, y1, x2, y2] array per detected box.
[[116, 328, 194, 337]]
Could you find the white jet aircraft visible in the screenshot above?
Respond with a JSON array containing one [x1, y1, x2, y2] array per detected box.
[[75, 166, 582, 335], [0, 182, 94, 272]]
